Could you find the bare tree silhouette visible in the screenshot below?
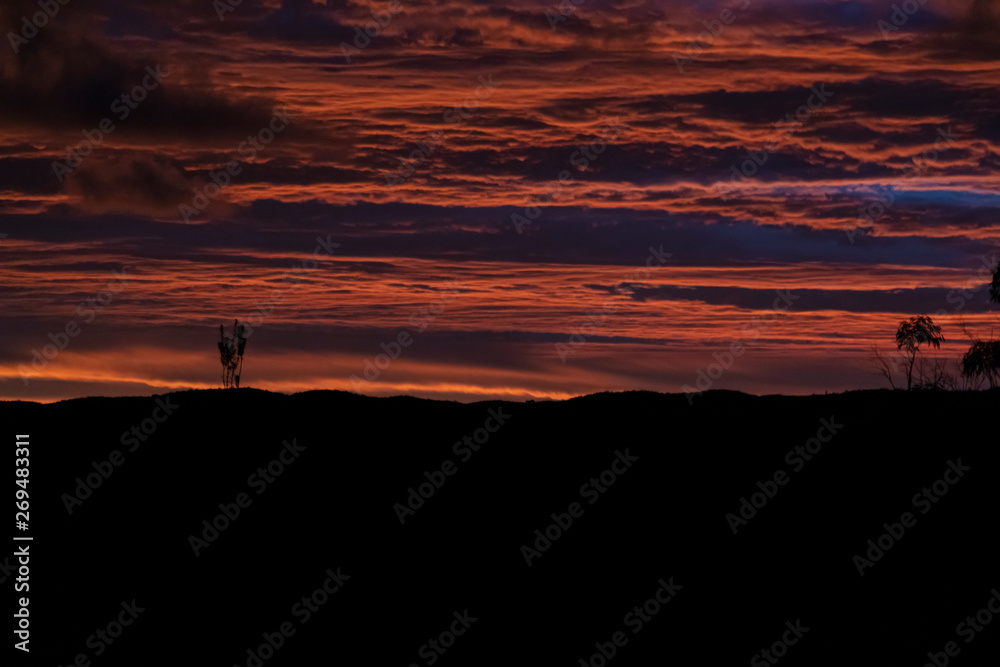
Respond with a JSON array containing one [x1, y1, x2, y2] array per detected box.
[[869, 343, 903, 390]]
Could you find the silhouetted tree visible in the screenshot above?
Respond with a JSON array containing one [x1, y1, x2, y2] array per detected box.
[[869, 343, 904, 390], [958, 261, 1000, 389], [961, 340, 1000, 389], [895, 315, 944, 390], [914, 357, 956, 391], [218, 320, 247, 388]]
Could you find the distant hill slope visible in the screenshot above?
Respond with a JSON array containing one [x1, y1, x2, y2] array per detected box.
[[3, 389, 998, 665]]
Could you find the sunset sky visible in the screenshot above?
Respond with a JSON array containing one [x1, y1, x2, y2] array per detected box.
[[2, 0, 999, 402]]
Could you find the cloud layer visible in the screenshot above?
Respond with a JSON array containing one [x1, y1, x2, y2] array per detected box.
[[1, 0, 998, 401]]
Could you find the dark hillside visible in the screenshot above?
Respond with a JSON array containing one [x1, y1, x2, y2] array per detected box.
[[3, 389, 998, 665]]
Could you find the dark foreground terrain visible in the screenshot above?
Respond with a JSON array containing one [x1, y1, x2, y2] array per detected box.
[[3, 389, 998, 665]]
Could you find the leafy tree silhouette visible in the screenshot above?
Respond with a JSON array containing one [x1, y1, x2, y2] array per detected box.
[[895, 315, 944, 390], [961, 340, 1000, 389], [218, 320, 247, 388], [959, 260, 1000, 389]]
